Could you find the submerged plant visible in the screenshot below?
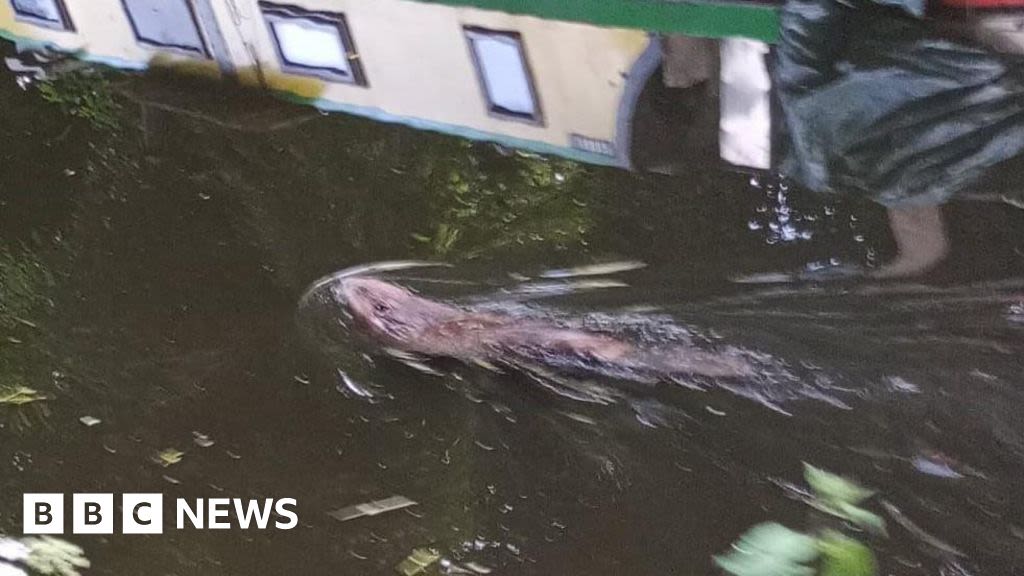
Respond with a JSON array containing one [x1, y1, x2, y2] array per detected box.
[[0, 247, 52, 333], [0, 246, 55, 431], [715, 465, 884, 576], [36, 70, 121, 133], [411, 142, 593, 260]]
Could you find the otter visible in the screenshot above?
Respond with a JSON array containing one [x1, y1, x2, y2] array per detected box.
[[338, 277, 755, 381]]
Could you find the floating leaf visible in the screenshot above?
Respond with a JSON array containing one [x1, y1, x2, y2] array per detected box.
[[837, 502, 887, 536], [0, 387, 46, 406], [802, 465, 886, 535], [804, 463, 874, 506], [328, 495, 418, 522], [152, 448, 184, 467], [192, 431, 215, 448], [464, 561, 492, 574], [539, 260, 646, 279], [819, 531, 877, 576], [395, 548, 439, 576], [715, 523, 819, 576]]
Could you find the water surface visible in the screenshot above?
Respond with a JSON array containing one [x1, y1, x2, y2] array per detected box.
[[1, 62, 1023, 576]]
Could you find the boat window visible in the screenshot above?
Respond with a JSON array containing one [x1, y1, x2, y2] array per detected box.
[[10, 0, 73, 30], [122, 0, 208, 56], [259, 2, 366, 86], [464, 27, 542, 123]]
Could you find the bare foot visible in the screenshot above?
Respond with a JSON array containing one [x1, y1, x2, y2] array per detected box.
[[871, 204, 949, 279]]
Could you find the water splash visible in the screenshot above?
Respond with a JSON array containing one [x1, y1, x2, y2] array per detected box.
[[296, 263, 852, 416]]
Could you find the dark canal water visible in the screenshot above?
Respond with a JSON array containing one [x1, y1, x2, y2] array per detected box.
[[1, 57, 1023, 575]]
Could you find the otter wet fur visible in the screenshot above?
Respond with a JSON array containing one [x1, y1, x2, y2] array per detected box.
[[338, 277, 756, 381]]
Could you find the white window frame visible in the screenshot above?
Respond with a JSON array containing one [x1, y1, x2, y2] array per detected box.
[[463, 27, 543, 125], [259, 1, 366, 86], [120, 0, 209, 58], [9, 0, 74, 31]]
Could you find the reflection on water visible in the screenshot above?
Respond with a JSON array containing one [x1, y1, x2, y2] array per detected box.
[[1, 2, 1024, 574]]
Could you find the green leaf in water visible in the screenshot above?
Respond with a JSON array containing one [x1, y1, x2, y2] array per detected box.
[[836, 502, 887, 536], [803, 464, 886, 535], [803, 463, 874, 506], [714, 523, 819, 576], [819, 531, 877, 576], [395, 547, 439, 576], [152, 448, 185, 467], [0, 386, 47, 406]]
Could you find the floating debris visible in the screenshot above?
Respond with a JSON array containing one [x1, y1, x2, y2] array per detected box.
[[912, 454, 963, 479], [561, 412, 597, 426], [464, 561, 493, 574], [192, 431, 214, 448], [336, 369, 378, 398], [885, 376, 921, 395], [0, 387, 46, 406], [504, 279, 628, 298], [152, 448, 184, 467], [882, 501, 964, 557], [78, 416, 101, 427], [381, 351, 445, 377], [328, 495, 417, 522], [402, 507, 424, 519], [540, 260, 645, 279], [20, 536, 90, 576], [395, 548, 439, 576], [730, 272, 794, 284]]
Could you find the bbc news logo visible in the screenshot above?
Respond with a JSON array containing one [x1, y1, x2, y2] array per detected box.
[[23, 494, 298, 534]]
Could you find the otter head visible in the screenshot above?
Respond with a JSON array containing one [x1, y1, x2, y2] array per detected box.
[[338, 277, 437, 345]]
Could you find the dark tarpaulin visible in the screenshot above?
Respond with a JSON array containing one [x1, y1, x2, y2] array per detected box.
[[772, 0, 1024, 206]]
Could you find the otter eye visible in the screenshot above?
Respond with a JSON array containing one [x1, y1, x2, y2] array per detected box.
[[374, 302, 390, 313]]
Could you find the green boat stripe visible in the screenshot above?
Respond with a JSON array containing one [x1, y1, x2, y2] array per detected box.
[[414, 0, 780, 42]]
